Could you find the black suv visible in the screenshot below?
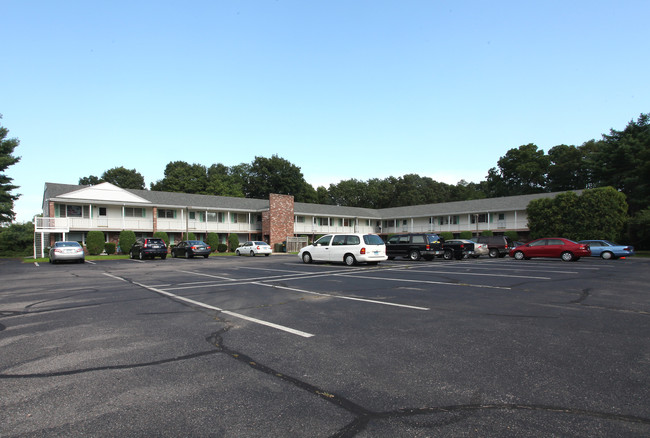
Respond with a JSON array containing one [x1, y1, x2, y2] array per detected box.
[[129, 238, 168, 260], [385, 233, 445, 261], [473, 235, 514, 258]]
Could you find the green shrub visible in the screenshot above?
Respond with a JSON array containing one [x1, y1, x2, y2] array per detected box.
[[440, 232, 453, 241], [206, 233, 220, 252], [217, 243, 227, 253], [104, 242, 116, 255], [86, 231, 106, 255], [228, 234, 239, 252], [119, 230, 137, 255], [481, 230, 494, 237], [459, 231, 473, 239], [153, 231, 169, 246], [182, 232, 197, 241], [504, 231, 519, 241]]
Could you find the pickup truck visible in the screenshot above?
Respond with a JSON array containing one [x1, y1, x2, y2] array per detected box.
[[442, 239, 475, 260]]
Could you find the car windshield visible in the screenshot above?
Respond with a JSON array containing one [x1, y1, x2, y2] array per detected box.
[[56, 242, 80, 247], [363, 235, 385, 245], [188, 241, 204, 245]]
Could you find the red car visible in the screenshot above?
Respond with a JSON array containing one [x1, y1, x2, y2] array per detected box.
[[509, 238, 591, 262]]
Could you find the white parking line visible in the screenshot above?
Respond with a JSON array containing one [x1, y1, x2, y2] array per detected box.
[[406, 268, 550, 280], [102, 273, 314, 338], [336, 273, 512, 290], [253, 282, 430, 310]]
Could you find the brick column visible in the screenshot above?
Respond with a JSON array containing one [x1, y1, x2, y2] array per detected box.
[[268, 194, 294, 247]]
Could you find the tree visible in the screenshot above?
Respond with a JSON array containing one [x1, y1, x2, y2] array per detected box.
[[151, 161, 208, 193], [0, 222, 33, 256], [206, 164, 245, 197], [245, 155, 314, 202], [102, 167, 146, 190], [206, 232, 220, 252], [0, 115, 21, 223], [79, 175, 102, 185], [592, 113, 650, 214], [526, 187, 627, 241], [547, 144, 593, 192], [486, 144, 550, 197], [628, 208, 650, 250]]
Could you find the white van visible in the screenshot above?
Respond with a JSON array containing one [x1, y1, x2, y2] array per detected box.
[[298, 233, 388, 266]]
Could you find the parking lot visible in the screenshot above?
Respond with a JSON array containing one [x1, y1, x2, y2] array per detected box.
[[1, 255, 649, 437]]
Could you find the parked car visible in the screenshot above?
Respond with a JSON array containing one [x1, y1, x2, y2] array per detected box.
[[510, 238, 590, 262], [299, 233, 387, 266], [129, 238, 167, 260], [465, 239, 489, 258], [171, 240, 211, 258], [236, 241, 272, 256], [49, 241, 85, 264], [578, 240, 635, 260], [442, 239, 475, 260], [385, 233, 444, 261], [473, 235, 514, 258]]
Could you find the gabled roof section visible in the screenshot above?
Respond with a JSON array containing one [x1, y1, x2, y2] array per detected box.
[[51, 182, 151, 204]]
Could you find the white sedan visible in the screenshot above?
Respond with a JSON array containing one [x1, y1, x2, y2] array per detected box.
[[236, 241, 272, 256]]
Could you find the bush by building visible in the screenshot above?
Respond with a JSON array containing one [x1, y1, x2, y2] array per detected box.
[[86, 231, 106, 255], [118, 230, 136, 255]]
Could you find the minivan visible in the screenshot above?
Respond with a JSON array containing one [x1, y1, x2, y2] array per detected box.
[[298, 233, 387, 266]]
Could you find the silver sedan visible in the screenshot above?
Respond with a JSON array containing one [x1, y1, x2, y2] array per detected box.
[[49, 241, 85, 264]]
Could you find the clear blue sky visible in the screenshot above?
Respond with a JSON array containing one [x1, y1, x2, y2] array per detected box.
[[2, 0, 648, 223]]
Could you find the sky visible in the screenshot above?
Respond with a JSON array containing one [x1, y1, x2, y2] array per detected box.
[[2, 0, 648, 223]]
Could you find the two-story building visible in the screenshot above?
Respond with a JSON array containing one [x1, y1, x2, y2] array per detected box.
[[35, 181, 577, 257]]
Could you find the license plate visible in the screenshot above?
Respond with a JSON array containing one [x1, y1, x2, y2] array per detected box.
[[373, 251, 380, 255]]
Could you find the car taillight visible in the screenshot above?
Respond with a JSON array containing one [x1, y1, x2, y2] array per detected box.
[[54, 249, 62, 253], [360, 247, 366, 254], [257, 246, 260, 250], [426, 244, 430, 250], [624, 247, 631, 251]]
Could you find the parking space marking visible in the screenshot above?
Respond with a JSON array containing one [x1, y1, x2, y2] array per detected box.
[[253, 282, 430, 310], [103, 273, 314, 338], [406, 268, 550, 280], [336, 273, 512, 290]]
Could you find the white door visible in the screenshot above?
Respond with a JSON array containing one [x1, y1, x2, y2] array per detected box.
[[311, 235, 333, 261]]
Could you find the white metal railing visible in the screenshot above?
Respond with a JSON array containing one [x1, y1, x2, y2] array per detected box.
[[35, 217, 69, 232]]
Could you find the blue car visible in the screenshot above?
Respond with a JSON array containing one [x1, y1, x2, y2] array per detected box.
[[578, 240, 635, 260]]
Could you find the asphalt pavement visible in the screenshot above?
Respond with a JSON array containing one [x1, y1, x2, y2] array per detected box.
[[1, 254, 649, 437]]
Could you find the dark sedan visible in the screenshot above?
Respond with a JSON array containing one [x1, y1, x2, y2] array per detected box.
[[510, 238, 591, 262], [171, 240, 211, 258], [442, 239, 475, 260]]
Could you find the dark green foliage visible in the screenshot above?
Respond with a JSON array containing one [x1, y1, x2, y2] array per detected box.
[[486, 143, 550, 197], [481, 230, 494, 237], [217, 243, 227, 253], [0, 115, 21, 223], [459, 231, 473, 239], [0, 222, 33, 256], [245, 155, 316, 202], [527, 187, 628, 241], [206, 233, 220, 252], [119, 230, 136, 255], [504, 231, 519, 241], [153, 231, 169, 246], [104, 242, 116, 255], [181, 232, 197, 241], [79, 167, 145, 189], [440, 232, 453, 241], [628, 208, 650, 250], [86, 231, 106, 255], [227, 234, 239, 252]]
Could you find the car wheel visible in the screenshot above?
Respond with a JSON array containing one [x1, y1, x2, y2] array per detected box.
[[264, 253, 270, 256], [601, 251, 613, 260], [187, 252, 193, 259], [138, 251, 144, 260], [387, 256, 395, 260], [49, 258, 55, 264], [302, 252, 312, 264], [513, 251, 525, 260], [161, 254, 167, 260], [409, 250, 421, 261], [129, 250, 134, 259], [344, 254, 356, 266], [236, 250, 240, 256], [443, 249, 453, 260], [561, 251, 574, 262], [171, 251, 176, 258], [489, 248, 499, 258], [250, 250, 255, 257]]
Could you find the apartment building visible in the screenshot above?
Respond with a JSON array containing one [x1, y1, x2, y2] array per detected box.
[[36, 181, 574, 256]]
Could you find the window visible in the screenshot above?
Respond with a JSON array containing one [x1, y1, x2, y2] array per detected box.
[[411, 235, 425, 244], [207, 212, 217, 222], [124, 207, 144, 217], [402, 220, 408, 226], [498, 213, 505, 220], [343, 218, 351, 227], [295, 216, 306, 223], [471, 214, 488, 224], [189, 211, 196, 220], [332, 235, 346, 245], [98, 207, 107, 216], [158, 209, 175, 218], [399, 235, 410, 243], [315, 235, 332, 246]]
